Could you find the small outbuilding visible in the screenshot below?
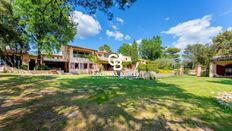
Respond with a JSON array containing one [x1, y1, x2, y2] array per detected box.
[[209, 56, 232, 77]]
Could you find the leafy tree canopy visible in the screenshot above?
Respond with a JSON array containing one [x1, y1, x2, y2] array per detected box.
[[131, 40, 138, 63], [165, 47, 181, 63], [118, 41, 138, 63], [67, 0, 136, 20], [13, 0, 76, 54], [212, 30, 232, 56], [0, 0, 29, 67], [118, 43, 131, 56], [182, 44, 212, 68], [99, 44, 111, 52], [139, 36, 162, 60], [0, 0, 29, 51]]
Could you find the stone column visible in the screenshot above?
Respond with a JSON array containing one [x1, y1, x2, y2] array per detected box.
[[209, 62, 216, 78], [69, 47, 73, 71], [180, 65, 184, 76], [196, 65, 202, 77], [87, 63, 90, 74]]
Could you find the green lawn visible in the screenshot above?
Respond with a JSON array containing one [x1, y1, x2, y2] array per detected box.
[[0, 74, 231, 130]]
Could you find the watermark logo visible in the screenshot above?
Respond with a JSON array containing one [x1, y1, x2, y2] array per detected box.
[[108, 54, 123, 71]]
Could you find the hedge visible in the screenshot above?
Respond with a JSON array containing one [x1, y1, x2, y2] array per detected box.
[[138, 64, 159, 73]]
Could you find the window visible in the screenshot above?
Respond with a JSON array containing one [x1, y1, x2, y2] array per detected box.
[[89, 64, 94, 69], [0, 56, 5, 65], [71, 63, 75, 69], [104, 54, 108, 58], [80, 63, 84, 69], [225, 64, 232, 75], [84, 63, 88, 69], [75, 63, 79, 69], [73, 51, 78, 57], [73, 51, 90, 58]]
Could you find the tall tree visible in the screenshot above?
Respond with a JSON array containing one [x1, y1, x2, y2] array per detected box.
[[139, 36, 162, 60], [182, 44, 212, 68], [165, 47, 181, 63], [0, 0, 29, 67], [118, 41, 138, 63], [13, 0, 76, 67], [131, 40, 138, 63], [118, 43, 132, 56], [212, 30, 232, 56], [99, 44, 111, 52]]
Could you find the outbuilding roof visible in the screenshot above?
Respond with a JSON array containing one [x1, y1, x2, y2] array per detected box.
[[212, 55, 232, 61]]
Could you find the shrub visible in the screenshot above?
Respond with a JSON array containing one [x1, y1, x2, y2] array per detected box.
[[145, 58, 175, 69], [153, 58, 175, 70], [184, 68, 191, 74], [35, 65, 49, 70], [159, 69, 171, 73], [20, 64, 28, 70], [122, 61, 132, 66], [138, 64, 159, 73], [201, 70, 209, 77]]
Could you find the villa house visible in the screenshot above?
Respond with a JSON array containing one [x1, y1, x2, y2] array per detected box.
[[96, 51, 113, 71], [64, 45, 97, 74], [1, 45, 132, 74], [209, 56, 232, 77], [47, 45, 132, 73], [96, 51, 132, 71]]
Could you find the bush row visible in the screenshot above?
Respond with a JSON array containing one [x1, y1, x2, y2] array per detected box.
[[19, 64, 49, 70], [138, 64, 159, 73]]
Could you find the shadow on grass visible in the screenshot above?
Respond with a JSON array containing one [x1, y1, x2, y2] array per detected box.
[[207, 79, 232, 86], [0, 75, 56, 97], [0, 75, 231, 130]]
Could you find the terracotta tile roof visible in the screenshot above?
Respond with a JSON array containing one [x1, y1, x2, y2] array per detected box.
[[212, 55, 232, 61], [66, 45, 97, 52]]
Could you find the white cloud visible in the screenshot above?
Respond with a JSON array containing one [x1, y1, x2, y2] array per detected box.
[[70, 11, 101, 38], [106, 17, 130, 41], [124, 35, 131, 40], [136, 39, 142, 45], [106, 30, 131, 41], [162, 15, 222, 49], [164, 17, 170, 21], [112, 25, 117, 30], [116, 17, 124, 24]]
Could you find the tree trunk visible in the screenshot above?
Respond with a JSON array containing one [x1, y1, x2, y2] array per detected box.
[[36, 34, 43, 70], [37, 49, 42, 70]]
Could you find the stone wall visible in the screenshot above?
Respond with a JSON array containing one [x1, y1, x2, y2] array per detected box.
[[1, 65, 50, 74]]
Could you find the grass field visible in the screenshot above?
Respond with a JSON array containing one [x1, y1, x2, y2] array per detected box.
[[0, 74, 232, 130]]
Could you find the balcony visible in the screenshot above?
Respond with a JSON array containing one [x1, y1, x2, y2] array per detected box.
[[97, 56, 108, 61], [71, 54, 92, 63], [43, 57, 67, 62], [76, 57, 90, 62]]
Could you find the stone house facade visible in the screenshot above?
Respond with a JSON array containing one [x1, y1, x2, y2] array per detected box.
[[1, 45, 132, 74]]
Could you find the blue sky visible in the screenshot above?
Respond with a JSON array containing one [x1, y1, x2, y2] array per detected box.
[[69, 0, 232, 52]]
